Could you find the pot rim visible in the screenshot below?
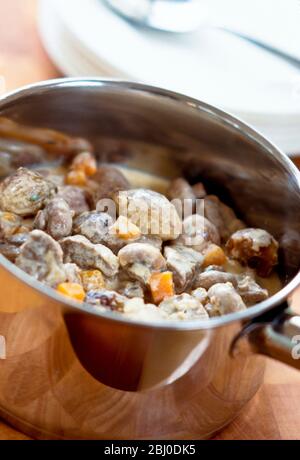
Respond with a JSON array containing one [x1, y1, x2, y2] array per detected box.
[[1, 77, 300, 332]]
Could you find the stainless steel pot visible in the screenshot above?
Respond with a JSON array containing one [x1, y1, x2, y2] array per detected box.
[[0, 78, 300, 440]]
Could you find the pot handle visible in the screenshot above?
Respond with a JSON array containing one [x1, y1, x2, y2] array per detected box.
[[232, 304, 300, 369]]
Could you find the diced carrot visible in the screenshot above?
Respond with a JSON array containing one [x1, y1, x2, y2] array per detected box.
[[150, 271, 174, 304], [110, 216, 141, 240], [72, 152, 97, 177], [80, 270, 105, 291], [203, 244, 227, 267], [57, 283, 85, 302], [66, 169, 87, 186]]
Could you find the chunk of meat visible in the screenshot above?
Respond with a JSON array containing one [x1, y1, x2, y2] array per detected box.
[[0, 117, 93, 155], [73, 211, 114, 244], [0, 242, 21, 262], [164, 245, 203, 293], [193, 270, 238, 290], [219, 200, 245, 238], [73, 211, 123, 254], [0, 212, 22, 239], [176, 214, 220, 251], [85, 289, 126, 311], [207, 283, 246, 315], [118, 243, 167, 285], [192, 182, 207, 199], [15, 230, 66, 286], [0, 138, 47, 176], [159, 293, 209, 320], [167, 178, 196, 216], [34, 197, 74, 240], [115, 189, 182, 240], [203, 196, 224, 236], [88, 166, 130, 204], [237, 275, 268, 305], [226, 228, 278, 277], [0, 232, 30, 261], [0, 152, 11, 177], [56, 186, 90, 216], [0, 168, 56, 217], [202, 195, 245, 242], [60, 235, 119, 276]]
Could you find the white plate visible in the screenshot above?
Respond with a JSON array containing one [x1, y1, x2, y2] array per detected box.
[[38, 0, 300, 154]]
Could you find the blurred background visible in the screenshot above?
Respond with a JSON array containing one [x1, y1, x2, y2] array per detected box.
[[0, 0, 300, 157]]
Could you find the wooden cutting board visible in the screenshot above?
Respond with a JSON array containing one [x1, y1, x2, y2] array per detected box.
[[0, 0, 300, 441]]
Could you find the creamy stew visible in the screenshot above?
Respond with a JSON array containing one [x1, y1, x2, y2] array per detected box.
[[0, 117, 281, 322]]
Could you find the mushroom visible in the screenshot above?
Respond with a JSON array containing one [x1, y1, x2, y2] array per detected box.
[[198, 195, 245, 242], [226, 228, 278, 277], [60, 235, 119, 277], [56, 186, 90, 216], [73, 211, 114, 244], [34, 197, 74, 240], [166, 178, 196, 217], [237, 275, 269, 305], [114, 189, 182, 240], [164, 245, 203, 293], [0, 168, 56, 217], [191, 287, 208, 305], [192, 182, 207, 199], [15, 230, 66, 287], [118, 243, 167, 285], [193, 270, 238, 290], [207, 282, 246, 315], [88, 166, 130, 205]]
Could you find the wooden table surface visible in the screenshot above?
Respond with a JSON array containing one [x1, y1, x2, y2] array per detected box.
[[0, 0, 300, 441]]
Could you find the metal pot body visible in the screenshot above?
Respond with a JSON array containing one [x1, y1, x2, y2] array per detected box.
[[0, 79, 299, 439]]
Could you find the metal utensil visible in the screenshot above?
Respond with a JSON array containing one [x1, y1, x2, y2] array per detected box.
[[104, 0, 300, 69], [104, 0, 207, 33], [0, 78, 300, 440]]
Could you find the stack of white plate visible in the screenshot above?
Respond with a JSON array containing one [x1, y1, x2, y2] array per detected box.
[[39, 0, 300, 155]]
